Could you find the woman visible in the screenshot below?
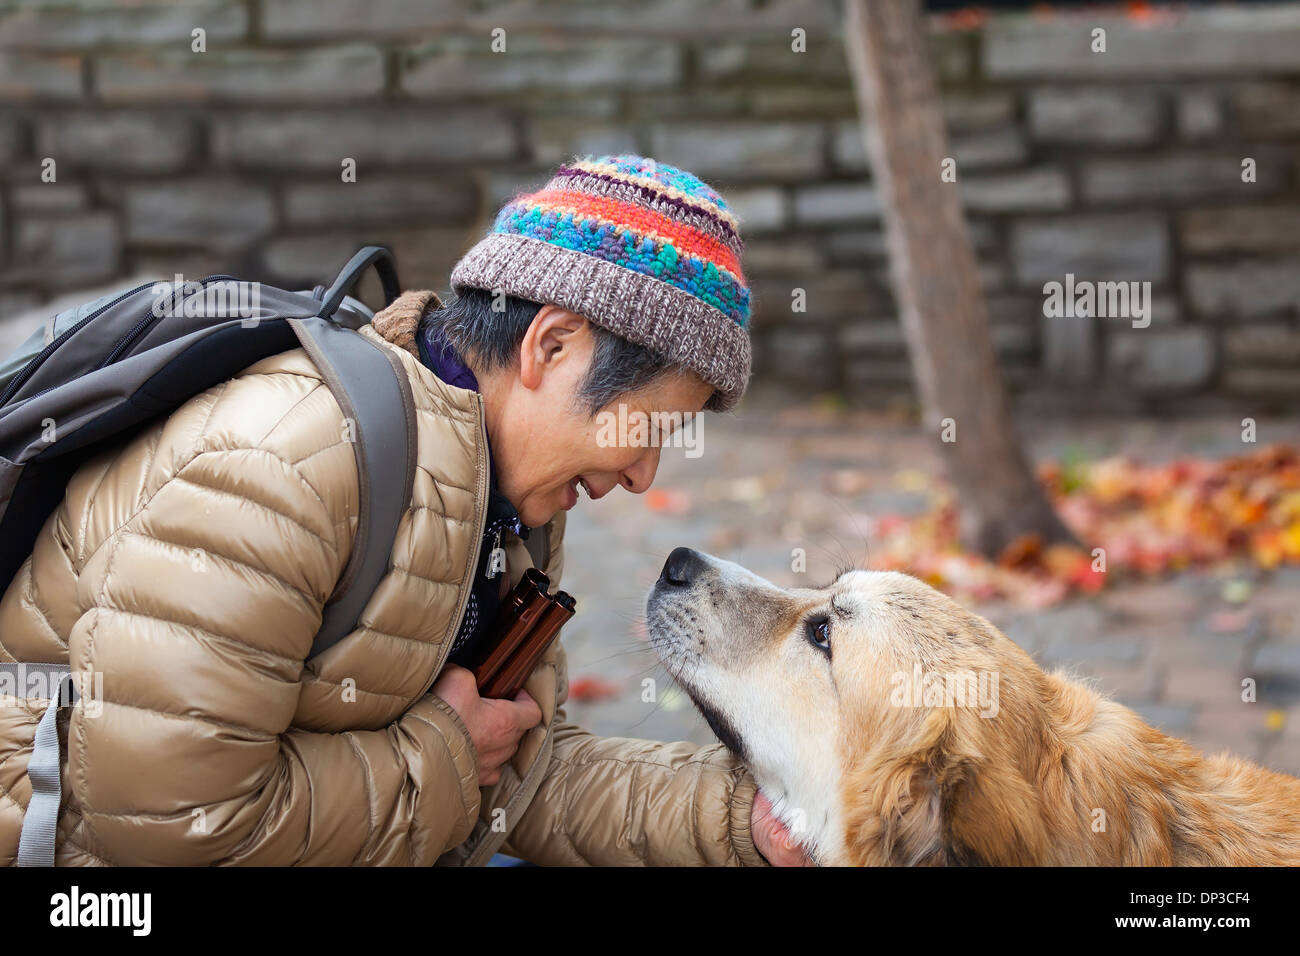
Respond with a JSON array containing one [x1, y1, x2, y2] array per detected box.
[[0, 155, 808, 866]]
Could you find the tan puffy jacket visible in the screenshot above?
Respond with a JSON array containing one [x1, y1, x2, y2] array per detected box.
[[0, 307, 765, 867]]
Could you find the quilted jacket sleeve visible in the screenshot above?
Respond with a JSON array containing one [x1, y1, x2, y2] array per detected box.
[[62, 377, 480, 866], [495, 558, 767, 870], [502, 716, 769, 867]]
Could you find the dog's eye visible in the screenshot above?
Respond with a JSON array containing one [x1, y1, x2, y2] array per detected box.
[[806, 616, 832, 655]]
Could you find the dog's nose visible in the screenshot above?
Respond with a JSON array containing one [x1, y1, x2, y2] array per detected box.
[[661, 547, 706, 587]]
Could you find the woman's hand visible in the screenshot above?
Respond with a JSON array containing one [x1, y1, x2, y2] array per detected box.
[[751, 790, 816, 866], [433, 664, 543, 787]]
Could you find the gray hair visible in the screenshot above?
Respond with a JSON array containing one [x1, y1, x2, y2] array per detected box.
[[421, 287, 708, 414]]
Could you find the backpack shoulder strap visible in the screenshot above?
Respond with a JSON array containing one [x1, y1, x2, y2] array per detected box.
[[13, 664, 76, 866], [290, 314, 417, 660]]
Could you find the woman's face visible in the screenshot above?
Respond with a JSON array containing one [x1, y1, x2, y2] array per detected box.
[[479, 306, 716, 529]]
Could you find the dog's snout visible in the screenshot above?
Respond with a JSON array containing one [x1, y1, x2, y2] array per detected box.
[[660, 547, 706, 587]]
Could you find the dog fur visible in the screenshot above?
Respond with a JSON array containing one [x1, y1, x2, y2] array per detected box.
[[646, 550, 1300, 866]]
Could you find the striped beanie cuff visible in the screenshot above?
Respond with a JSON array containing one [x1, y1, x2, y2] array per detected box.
[[449, 154, 752, 411]]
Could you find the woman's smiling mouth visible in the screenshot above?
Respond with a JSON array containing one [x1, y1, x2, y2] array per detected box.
[[564, 476, 599, 510]]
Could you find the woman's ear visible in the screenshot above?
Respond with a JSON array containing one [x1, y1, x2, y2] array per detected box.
[[518, 305, 588, 391]]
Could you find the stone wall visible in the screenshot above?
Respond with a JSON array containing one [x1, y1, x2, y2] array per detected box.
[[2, 0, 1299, 410]]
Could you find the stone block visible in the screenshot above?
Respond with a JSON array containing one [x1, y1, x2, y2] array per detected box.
[[212, 109, 517, 167], [37, 110, 197, 172], [0, 1, 246, 49], [0, 52, 82, 100], [1106, 327, 1217, 393], [649, 122, 823, 181], [1011, 214, 1170, 285], [1181, 205, 1300, 255], [97, 45, 385, 102], [961, 166, 1071, 214], [987, 9, 1300, 79], [283, 175, 479, 228], [1185, 260, 1300, 320], [11, 211, 120, 285], [1027, 87, 1162, 145], [123, 178, 275, 250], [792, 183, 880, 226], [1082, 154, 1279, 204], [402, 37, 681, 97]]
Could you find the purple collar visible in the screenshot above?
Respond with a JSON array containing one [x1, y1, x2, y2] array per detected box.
[[416, 320, 480, 394]]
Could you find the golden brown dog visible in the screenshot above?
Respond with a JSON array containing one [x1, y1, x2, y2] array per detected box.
[[646, 547, 1300, 865]]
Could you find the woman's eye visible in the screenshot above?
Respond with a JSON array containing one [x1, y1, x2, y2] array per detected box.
[[806, 617, 832, 654]]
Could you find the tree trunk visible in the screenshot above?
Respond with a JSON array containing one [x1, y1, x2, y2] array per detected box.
[[843, 0, 1074, 558]]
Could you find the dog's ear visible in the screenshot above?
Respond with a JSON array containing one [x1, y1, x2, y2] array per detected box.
[[841, 708, 961, 865], [842, 707, 1049, 866]]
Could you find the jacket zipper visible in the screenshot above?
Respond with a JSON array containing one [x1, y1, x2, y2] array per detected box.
[[423, 392, 492, 691], [457, 404, 557, 864], [426, 390, 556, 865]]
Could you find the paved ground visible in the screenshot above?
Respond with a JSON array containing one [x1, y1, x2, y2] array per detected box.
[[559, 393, 1300, 777]]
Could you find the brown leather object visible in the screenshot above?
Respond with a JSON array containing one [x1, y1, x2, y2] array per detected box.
[[471, 568, 576, 700]]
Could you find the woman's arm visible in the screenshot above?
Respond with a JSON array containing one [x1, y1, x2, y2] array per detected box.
[[502, 715, 770, 866], [498, 640, 766, 866]]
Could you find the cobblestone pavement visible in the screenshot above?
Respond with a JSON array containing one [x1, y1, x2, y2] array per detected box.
[[558, 393, 1300, 777]]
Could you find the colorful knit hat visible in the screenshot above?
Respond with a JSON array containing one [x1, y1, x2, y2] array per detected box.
[[449, 154, 752, 410]]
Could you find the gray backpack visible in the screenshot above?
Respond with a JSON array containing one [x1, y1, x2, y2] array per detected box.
[[0, 246, 419, 865]]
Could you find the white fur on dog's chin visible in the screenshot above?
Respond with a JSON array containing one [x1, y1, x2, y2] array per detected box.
[[680, 660, 847, 865]]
